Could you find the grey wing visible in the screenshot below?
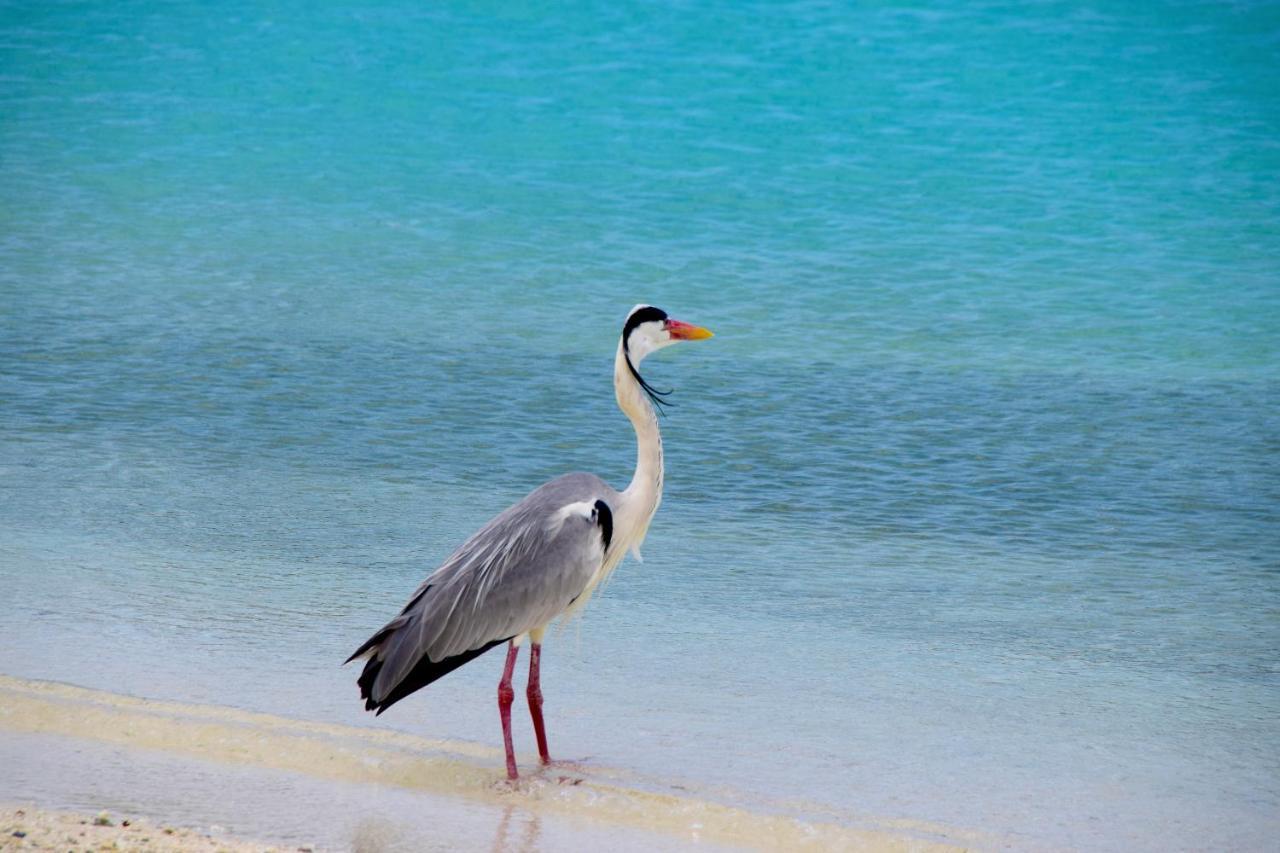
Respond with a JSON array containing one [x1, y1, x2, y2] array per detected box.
[[350, 473, 617, 712]]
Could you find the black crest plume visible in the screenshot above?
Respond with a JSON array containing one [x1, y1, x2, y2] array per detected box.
[[622, 306, 674, 414]]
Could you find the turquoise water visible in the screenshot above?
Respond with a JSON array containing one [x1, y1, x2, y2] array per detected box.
[[2, 1, 1278, 849]]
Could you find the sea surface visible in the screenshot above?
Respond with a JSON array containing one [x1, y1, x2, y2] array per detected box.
[[1, 1, 1278, 850]]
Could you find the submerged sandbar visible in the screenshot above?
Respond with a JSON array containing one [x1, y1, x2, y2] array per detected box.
[[0, 675, 984, 851]]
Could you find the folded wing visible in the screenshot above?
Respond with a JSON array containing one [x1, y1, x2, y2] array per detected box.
[[347, 473, 616, 714]]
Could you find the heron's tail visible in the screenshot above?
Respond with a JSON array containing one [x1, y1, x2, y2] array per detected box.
[[346, 628, 507, 716]]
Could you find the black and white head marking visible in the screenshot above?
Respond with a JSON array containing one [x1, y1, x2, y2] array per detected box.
[[622, 305, 674, 413]]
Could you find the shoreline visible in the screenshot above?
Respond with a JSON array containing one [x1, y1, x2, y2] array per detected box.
[[0, 675, 983, 852]]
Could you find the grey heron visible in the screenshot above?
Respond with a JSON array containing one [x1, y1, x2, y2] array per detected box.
[[346, 304, 713, 780]]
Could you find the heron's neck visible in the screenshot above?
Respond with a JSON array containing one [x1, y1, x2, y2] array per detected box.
[[560, 343, 665, 618], [614, 342, 663, 529]]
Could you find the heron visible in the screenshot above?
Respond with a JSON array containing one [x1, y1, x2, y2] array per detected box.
[[346, 304, 713, 780]]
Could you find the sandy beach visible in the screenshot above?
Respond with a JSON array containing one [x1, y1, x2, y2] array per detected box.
[[1, 805, 298, 852], [0, 676, 980, 852]]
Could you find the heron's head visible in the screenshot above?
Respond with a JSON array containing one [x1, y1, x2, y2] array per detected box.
[[622, 304, 713, 362], [620, 304, 713, 412]]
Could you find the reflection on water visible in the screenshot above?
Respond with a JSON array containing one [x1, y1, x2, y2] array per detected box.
[[491, 805, 542, 853]]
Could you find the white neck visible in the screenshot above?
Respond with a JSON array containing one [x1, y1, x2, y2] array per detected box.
[[614, 338, 663, 554], [561, 338, 666, 619]]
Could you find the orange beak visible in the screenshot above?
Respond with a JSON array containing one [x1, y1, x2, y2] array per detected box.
[[664, 318, 714, 341]]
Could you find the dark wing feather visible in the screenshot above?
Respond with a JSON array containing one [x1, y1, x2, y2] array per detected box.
[[347, 473, 618, 713]]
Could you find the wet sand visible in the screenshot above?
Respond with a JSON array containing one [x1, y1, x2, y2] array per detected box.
[[0, 675, 985, 851]]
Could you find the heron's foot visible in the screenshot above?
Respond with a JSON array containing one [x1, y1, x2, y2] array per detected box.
[[538, 756, 591, 785], [543, 755, 592, 771], [492, 773, 525, 792]]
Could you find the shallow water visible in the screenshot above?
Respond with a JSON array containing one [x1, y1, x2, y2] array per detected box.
[[2, 1, 1278, 850], [0, 676, 973, 851]]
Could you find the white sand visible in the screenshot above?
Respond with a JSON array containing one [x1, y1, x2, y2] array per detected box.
[[1, 804, 299, 852]]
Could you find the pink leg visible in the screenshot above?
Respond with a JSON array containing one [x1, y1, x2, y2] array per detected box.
[[498, 642, 520, 780], [527, 642, 550, 765]]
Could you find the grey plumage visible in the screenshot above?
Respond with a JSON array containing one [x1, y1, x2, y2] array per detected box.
[[348, 472, 618, 714], [345, 305, 711, 779]]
